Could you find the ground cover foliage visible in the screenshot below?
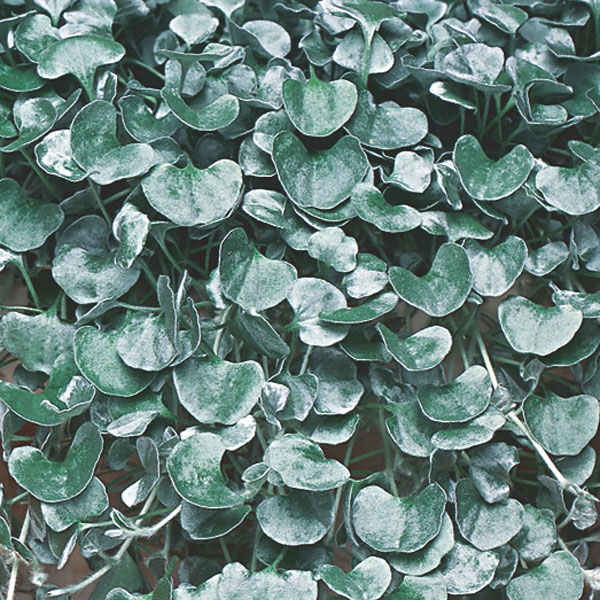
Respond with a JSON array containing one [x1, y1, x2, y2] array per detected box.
[[0, 0, 600, 598]]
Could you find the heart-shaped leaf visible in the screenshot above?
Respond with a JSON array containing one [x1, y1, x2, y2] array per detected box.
[[167, 433, 242, 508], [0, 98, 56, 153], [346, 83, 428, 149], [523, 392, 599, 456], [454, 135, 534, 201], [386, 398, 437, 458], [318, 556, 391, 600], [383, 151, 432, 194], [525, 241, 569, 276], [0, 63, 44, 92], [417, 365, 491, 423], [470, 442, 519, 504], [266, 433, 349, 490], [321, 292, 398, 324], [498, 296, 583, 356], [440, 542, 499, 595], [351, 183, 421, 233], [216, 563, 317, 599], [535, 161, 600, 215], [287, 278, 350, 346], [352, 484, 446, 552], [0, 178, 63, 251], [438, 43, 507, 92], [257, 490, 334, 546], [465, 236, 527, 297], [455, 479, 524, 550], [431, 408, 506, 451], [181, 504, 250, 541], [387, 574, 447, 600], [377, 324, 452, 371], [219, 228, 297, 311], [41, 477, 108, 532], [119, 95, 181, 143], [388, 513, 455, 576], [309, 347, 364, 415], [307, 227, 358, 273], [37, 35, 125, 98], [141, 160, 242, 227], [389, 243, 473, 317], [511, 505, 557, 563], [34, 130, 86, 181], [8, 422, 102, 503], [282, 67, 357, 137], [0, 307, 73, 374], [174, 357, 264, 425], [273, 132, 369, 210], [343, 253, 388, 298], [506, 552, 583, 600], [52, 246, 141, 304], [74, 326, 154, 397], [70, 100, 155, 185], [0, 353, 95, 426]]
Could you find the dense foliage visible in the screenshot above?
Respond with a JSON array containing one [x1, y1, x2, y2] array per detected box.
[[0, 0, 600, 598]]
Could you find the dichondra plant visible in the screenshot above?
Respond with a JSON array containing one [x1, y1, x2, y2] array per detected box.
[[0, 0, 599, 598]]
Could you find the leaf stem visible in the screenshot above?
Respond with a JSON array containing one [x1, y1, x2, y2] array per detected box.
[[15, 259, 41, 309], [378, 407, 398, 496], [6, 510, 30, 600], [46, 483, 160, 598], [298, 344, 313, 375], [89, 181, 111, 225], [19, 149, 61, 202]]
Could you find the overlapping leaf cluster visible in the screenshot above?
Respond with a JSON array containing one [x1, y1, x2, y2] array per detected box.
[[0, 0, 599, 598]]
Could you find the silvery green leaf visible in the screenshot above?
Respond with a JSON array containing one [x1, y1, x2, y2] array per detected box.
[[0, 307, 74, 374], [388, 513, 455, 576], [112, 203, 150, 269], [282, 67, 358, 137], [273, 132, 369, 210], [523, 391, 599, 456], [343, 253, 388, 299], [389, 243, 473, 317], [0, 178, 63, 251], [440, 542, 499, 595], [318, 556, 391, 600], [352, 484, 446, 552], [174, 357, 264, 425], [308, 227, 358, 273], [506, 552, 583, 600], [511, 505, 557, 562], [386, 398, 437, 458], [386, 573, 447, 600], [454, 135, 534, 201], [431, 407, 506, 451], [180, 504, 250, 541], [470, 442, 519, 504], [70, 100, 154, 185], [309, 347, 364, 415], [418, 365, 491, 423], [498, 296, 583, 356], [216, 563, 317, 599], [266, 433, 349, 491], [287, 278, 350, 346], [219, 228, 297, 311], [257, 490, 334, 546], [8, 422, 102, 503], [455, 478, 524, 551], [34, 130, 86, 181], [142, 160, 242, 227], [167, 433, 243, 508], [464, 237, 527, 297], [524, 242, 569, 276], [351, 183, 421, 233], [377, 324, 452, 372]]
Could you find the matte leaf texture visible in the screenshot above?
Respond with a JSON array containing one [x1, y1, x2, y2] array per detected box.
[[282, 67, 358, 137], [499, 296, 583, 356], [389, 243, 473, 317], [454, 135, 535, 200], [141, 160, 242, 227], [0, 0, 598, 596]]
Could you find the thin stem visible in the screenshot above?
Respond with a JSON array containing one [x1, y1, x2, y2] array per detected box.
[[19, 149, 62, 202], [213, 305, 233, 354], [474, 328, 499, 390], [250, 521, 262, 572], [326, 437, 356, 545], [219, 538, 232, 563], [298, 345, 313, 376], [378, 408, 398, 496], [47, 484, 160, 597], [15, 260, 41, 309], [89, 182, 111, 225], [6, 510, 31, 600]]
